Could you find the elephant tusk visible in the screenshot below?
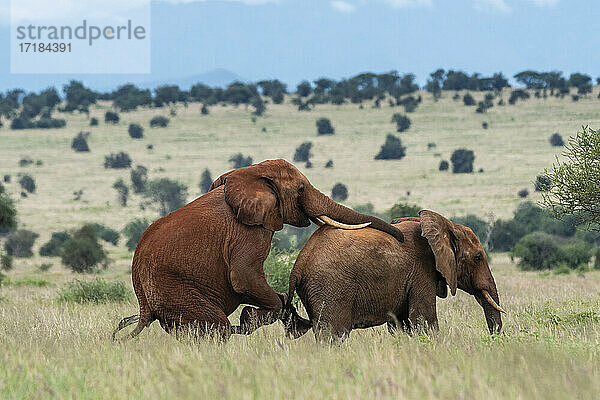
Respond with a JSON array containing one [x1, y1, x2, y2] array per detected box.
[[318, 215, 372, 230], [313, 217, 325, 227], [482, 290, 506, 314]]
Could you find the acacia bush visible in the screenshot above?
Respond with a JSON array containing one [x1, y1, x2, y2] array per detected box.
[[391, 113, 411, 132], [104, 111, 120, 124], [122, 218, 151, 251], [0, 193, 17, 235], [518, 189, 529, 198], [229, 153, 253, 169], [463, 93, 476, 106], [512, 232, 591, 271], [128, 123, 144, 139], [331, 183, 348, 201], [450, 149, 475, 173], [112, 179, 129, 206], [60, 225, 107, 273], [316, 118, 334, 135], [199, 169, 212, 194], [84, 223, 120, 246], [439, 160, 449, 171], [549, 133, 564, 146], [325, 160, 334, 168], [104, 152, 132, 169], [145, 178, 188, 216], [4, 229, 39, 257], [39, 231, 71, 257], [90, 117, 98, 126], [130, 165, 148, 193], [18, 174, 36, 193], [375, 134, 406, 160], [293, 142, 313, 163], [150, 116, 169, 128], [509, 89, 530, 105], [71, 132, 90, 152]]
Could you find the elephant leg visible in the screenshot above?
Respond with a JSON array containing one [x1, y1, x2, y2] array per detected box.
[[167, 305, 233, 341], [407, 294, 438, 332]]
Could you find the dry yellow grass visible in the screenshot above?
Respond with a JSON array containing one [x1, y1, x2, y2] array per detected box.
[[1, 89, 600, 399]]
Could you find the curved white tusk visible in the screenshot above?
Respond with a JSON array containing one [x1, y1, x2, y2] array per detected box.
[[313, 217, 325, 227], [318, 215, 371, 230], [482, 290, 507, 314]]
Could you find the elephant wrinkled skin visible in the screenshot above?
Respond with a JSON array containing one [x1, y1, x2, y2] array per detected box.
[[285, 210, 504, 341], [113, 159, 404, 340]]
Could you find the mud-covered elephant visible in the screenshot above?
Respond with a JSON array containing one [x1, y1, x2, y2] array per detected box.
[[113, 159, 404, 340], [285, 210, 505, 341]]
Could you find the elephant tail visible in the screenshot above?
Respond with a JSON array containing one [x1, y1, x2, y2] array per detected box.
[[112, 314, 139, 340]]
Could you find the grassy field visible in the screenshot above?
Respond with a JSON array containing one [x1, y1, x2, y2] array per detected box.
[[1, 89, 600, 398]]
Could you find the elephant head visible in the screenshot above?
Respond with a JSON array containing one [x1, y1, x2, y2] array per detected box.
[[419, 210, 504, 334], [210, 159, 404, 241]]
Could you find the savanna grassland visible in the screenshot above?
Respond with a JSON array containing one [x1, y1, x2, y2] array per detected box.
[[1, 88, 600, 399]]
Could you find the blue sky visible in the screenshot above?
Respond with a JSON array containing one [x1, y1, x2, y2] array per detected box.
[[0, 0, 598, 91]]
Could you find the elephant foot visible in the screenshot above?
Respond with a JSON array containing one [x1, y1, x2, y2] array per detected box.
[[281, 304, 312, 339]]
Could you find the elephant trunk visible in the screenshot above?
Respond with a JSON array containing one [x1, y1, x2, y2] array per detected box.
[[301, 186, 405, 242], [475, 284, 503, 334]]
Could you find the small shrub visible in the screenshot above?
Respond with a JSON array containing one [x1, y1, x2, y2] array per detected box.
[[60, 225, 107, 273], [104, 152, 132, 169], [293, 142, 313, 163], [35, 160, 43, 167], [439, 160, 449, 171], [19, 157, 34, 167], [390, 202, 420, 219], [518, 189, 529, 198], [398, 96, 419, 113], [1, 252, 13, 271], [84, 223, 120, 246], [229, 153, 253, 169], [105, 111, 120, 124], [199, 169, 213, 194], [122, 218, 151, 251], [535, 175, 551, 192], [305, 160, 312, 168], [201, 104, 209, 115], [263, 248, 296, 293], [150, 116, 169, 128], [39, 231, 71, 257], [0, 194, 17, 235], [18, 174, 36, 193], [513, 232, 591, 271], [509, 89, 530, 105], [391, 113, 411, 132], [463, 93, 476, 106], [130, 165, 148, 193], [3, 175, 9, 183], [113, 179, 129, 207], [325, 160, 334, 168], [316, 118, 334, 135], [128, 123, 144, 139], [4, 229, 39, 257], [145, 178, 188, 216], [482, 122, 489, 129], [549, 133, 564, 146], [375, 134, 406, 160], [71, 132, 90, 152], [450, 149, 475, 173], [37, 263, 53, 272], [57, 278, 131, 304], [427, 142, 436, 150], [34, 118, 66, 129], [331, 183, 348, 201], [90, 117, 98, 126]]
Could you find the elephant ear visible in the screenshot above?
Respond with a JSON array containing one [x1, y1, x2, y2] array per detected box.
[[221, 165, 284, 232], [209, 170, 234, 191], [420, 210, 458, 296]]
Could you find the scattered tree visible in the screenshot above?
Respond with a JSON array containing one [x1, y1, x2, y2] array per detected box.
[[199, 169, 213, 194], [4, 229, 39, 257], [71, 132, 90, 152], [128, 123, 144, 139], [331, 183, 348, 201], [439, 160, 449, 171], [391, 113, 411, 132], [549, 132, 564, 146], [145, 178, 188, 216], [104, 152, 132, 169], [19, 174, 36, 193], [450, 149, 475, 173], [60, 225, 107, 273], [122, 218, 151, 251], [104, 111, 120, 124], [150, 116, 169, 128], [375, 134, 406, 160], [316, 118, 335, 135], [130, 165, 148, 193], [112, 179, 129, 206], [463, 93, 476, 106], [293, 142, 313, 163], [0, 193, 17, 235]]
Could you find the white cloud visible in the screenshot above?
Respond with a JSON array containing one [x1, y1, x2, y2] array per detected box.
[[384, 0, 433, 8], [331, 1, 356, 13], [157, 0, 278, 4], [473, 0, 510, 13], [527, 0, 559, 6]]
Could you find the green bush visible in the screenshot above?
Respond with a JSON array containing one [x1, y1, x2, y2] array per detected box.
[[452, 215, 488, 242], [331, 183, 348, 201], [90, 117, 98, 126], [451, 149, 475, 173], [439, 160, 449, 171], [83, 223, 120, 246], [549, 132, 564, 146], [199, 168, 212, 194], [263, 248, 297, 293], [105, 111, 120, 124], [104, 152, 132, 169], [375, 134, 406, 160], [19, 174, 36, 193], [389, 202, 420, 219], [229, 153, 253, 169], [0, 193, 17, 235], [518, 189, 529, 198], [316, 118, 334, 135], [513, 232, 592, 270], [489, 219, 527, 252], [463, 93, 476, 106], [57, 278, 132, 304], [145, 178, 188, 216], [60, 226, 107, 273], [71, 132, 90, 152], [128, 123, 144, 139], [39, 231, 71, 257], [293, 142, 313, 163], [122, 218, 151, 251], [1, 251, 13, 271], [112, 178, 129, 207], [391, 113, 411, 132], [130, 165, 148, 193], [150, 116, 169, 128], [4, 229, 39, 257]]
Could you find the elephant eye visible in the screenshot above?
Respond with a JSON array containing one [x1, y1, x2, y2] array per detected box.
[[297, 184, 305, 194], [474, 253, 482, 263]]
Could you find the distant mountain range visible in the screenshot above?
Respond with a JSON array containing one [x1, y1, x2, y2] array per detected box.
[[1, 68, 245, 93]]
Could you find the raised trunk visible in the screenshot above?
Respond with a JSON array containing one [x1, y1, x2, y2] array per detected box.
[[302, 186, 404, 242]]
